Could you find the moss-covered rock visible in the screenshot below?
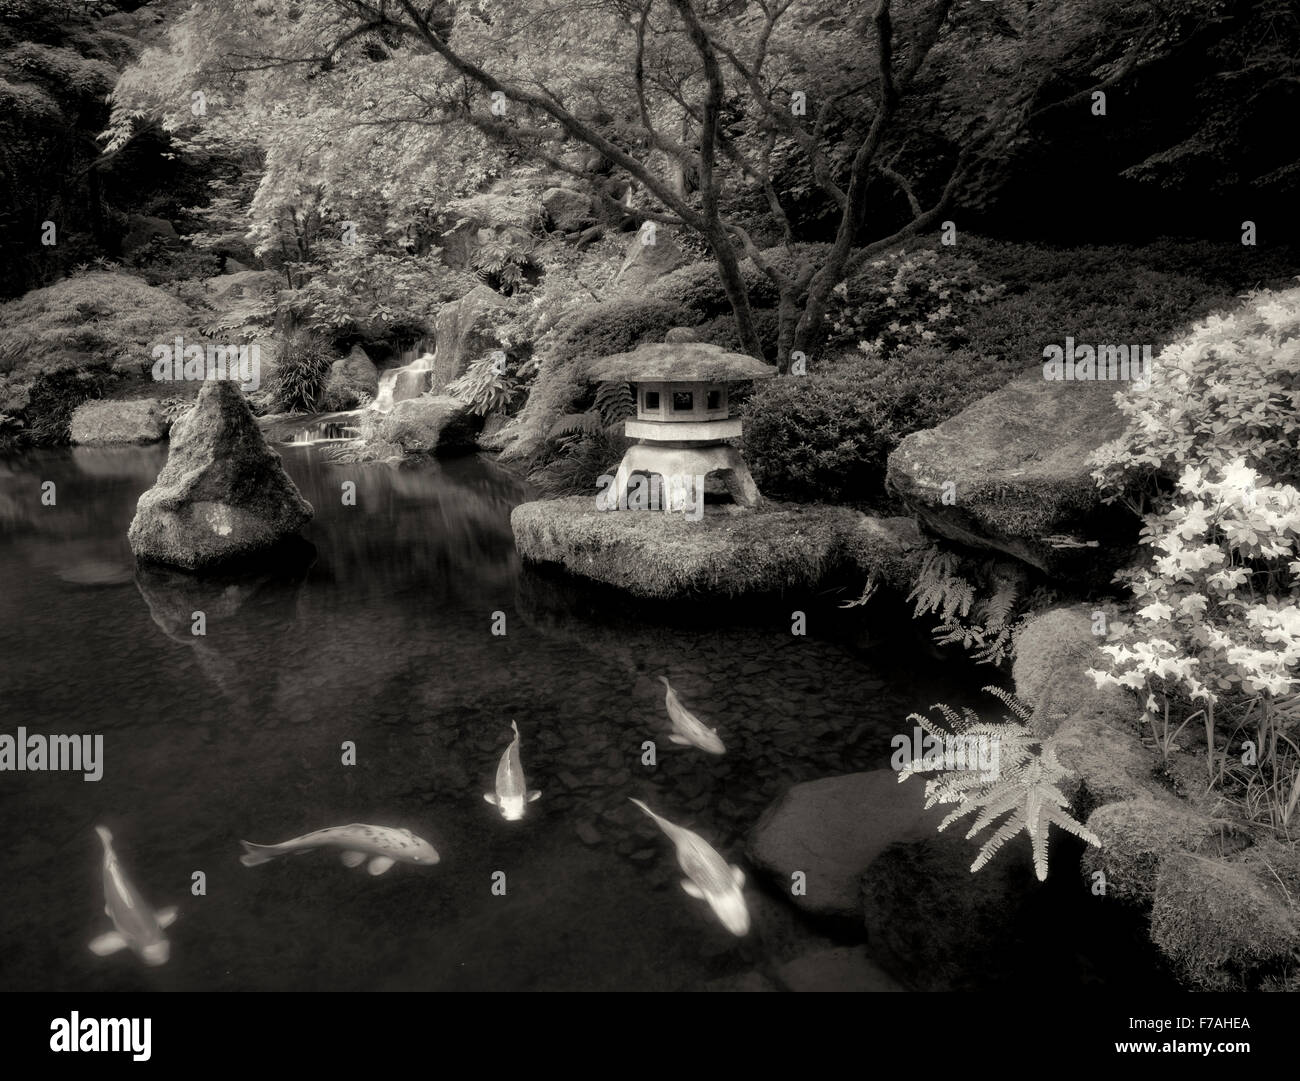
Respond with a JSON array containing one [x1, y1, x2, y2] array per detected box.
[[1082, 799, 1221, 905], [1150, 852, 1299, 989], [1013, 605, 1160, 805], [366, 395, 481, 456], [128, 379, 313, 570], [886, 369, 1136, 579], [69, 397, 170, 445], [511, 497, 867, 598], [841, 515, 931, 593], [317, 345, 378, 411], [429, 284, 512, 393]]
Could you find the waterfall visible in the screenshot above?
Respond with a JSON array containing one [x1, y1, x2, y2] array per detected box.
[[372, 353, 435, 413], [395, 336, 431, 368]]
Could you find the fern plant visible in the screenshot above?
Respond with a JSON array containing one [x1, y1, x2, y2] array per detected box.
[[908, 547, 976, 624], [446, 353, 519, 416], [594, 380, 635, 426], [906, 546, 1044, 666], [899, 686, 1099, 881]]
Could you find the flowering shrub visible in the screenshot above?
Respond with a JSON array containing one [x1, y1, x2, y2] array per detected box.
[[1087, 286, 1300, 802], [826, 248, 1002, 360]]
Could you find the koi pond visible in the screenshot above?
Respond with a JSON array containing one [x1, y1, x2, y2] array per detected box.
[[0, 441, 1173, 991]]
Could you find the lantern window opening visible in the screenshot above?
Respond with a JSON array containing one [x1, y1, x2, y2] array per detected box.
[[671, 390, 694, 414]]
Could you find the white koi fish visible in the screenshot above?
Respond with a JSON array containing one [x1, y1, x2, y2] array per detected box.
[[239, 824, 439, 875], [629, 798, 749, 936], [484, 721, 541, 821], [89, 826, 177, 967], [659, 676, 725, 755]]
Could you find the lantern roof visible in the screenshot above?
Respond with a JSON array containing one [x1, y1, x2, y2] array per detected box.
[[585, 342, 777, 384]]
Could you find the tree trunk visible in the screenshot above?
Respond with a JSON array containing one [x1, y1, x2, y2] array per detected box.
[[707, 225, 763, 359]]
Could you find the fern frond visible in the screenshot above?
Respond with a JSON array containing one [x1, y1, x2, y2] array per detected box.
[[548, 411, 602, 439], [896, 687, 1093, 881], [594, 380, 635, 426]]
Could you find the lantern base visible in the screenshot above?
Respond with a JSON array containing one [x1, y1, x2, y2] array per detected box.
[[605, 442, 761, 511]]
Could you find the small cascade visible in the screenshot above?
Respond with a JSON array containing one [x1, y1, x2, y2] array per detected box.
[[394, 337, 432, 368], [372, 353, 435, 413], [287, 418, 364, 445]]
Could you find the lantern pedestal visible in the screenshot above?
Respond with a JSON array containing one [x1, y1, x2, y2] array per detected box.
[[605, 441, 761, 511]]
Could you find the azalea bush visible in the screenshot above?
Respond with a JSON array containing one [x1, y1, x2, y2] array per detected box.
[[825, 247, 1003, 360], [1087, 286, 1300, 826]]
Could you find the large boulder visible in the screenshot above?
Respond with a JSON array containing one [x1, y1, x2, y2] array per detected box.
[[368, 395, 481, 455], [1151, 851, 1299, 990], [886, 369, 1135, 579], [611, 227, 686, 294], [747, 770, 947, 920], [430, 285, 511, 393], [70, 399, 169, 445], [128, 379, 313, 570], [318, 344, 379, 411], [542, 187, 594, 232]]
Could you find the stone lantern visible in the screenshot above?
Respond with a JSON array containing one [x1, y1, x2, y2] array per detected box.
[[586, 335, 776, 512]]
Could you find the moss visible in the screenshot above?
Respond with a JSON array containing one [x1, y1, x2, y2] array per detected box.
[[1082, 799, 1218, 906], [585, 342, 776, 383], [1151, 852, 1299, 989], [510, 497, 864, 598]]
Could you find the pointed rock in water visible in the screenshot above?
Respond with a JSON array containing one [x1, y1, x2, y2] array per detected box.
[[128, 379, 313, 571]]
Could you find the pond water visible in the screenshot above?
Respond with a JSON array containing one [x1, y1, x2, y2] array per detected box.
[[0, 439, 1169, 991]]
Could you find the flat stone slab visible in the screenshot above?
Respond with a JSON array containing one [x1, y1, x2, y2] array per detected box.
[[70, 399, 169, 445], [747, 770, 947, 919], [886, 368, 1133, 579]]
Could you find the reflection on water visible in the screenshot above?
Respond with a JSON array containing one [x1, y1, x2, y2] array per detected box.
[[0, 444, 1146, 991]]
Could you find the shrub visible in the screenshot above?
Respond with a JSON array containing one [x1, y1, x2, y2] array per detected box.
[[0, 269, 197, 377], [827, 247, 1003, 359], [741, 347, 983, 504], [11, 363, 114, 446], [264, 330, 333, 414], [1087, 286, 1300, 805], [445, 352, 521, 417], [529, 426, 630, 498]]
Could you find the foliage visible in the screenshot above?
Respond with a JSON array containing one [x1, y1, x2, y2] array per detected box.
[[905, 547, 1045, 666], [593, 380, 635, 427], [0, 270, 197, 377], [1087, 286, 1300, 806], [103, 0, 1261, 364], [264, 330, 333, 414], [445, 353, 521, 417], [899, 686, 1099, 881], [278, 241, 469, 341], [529, 425, 629, 499], [501, 296, 695, 465], [827, 247, 1003, 360], [741, 348, 974, 504]]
